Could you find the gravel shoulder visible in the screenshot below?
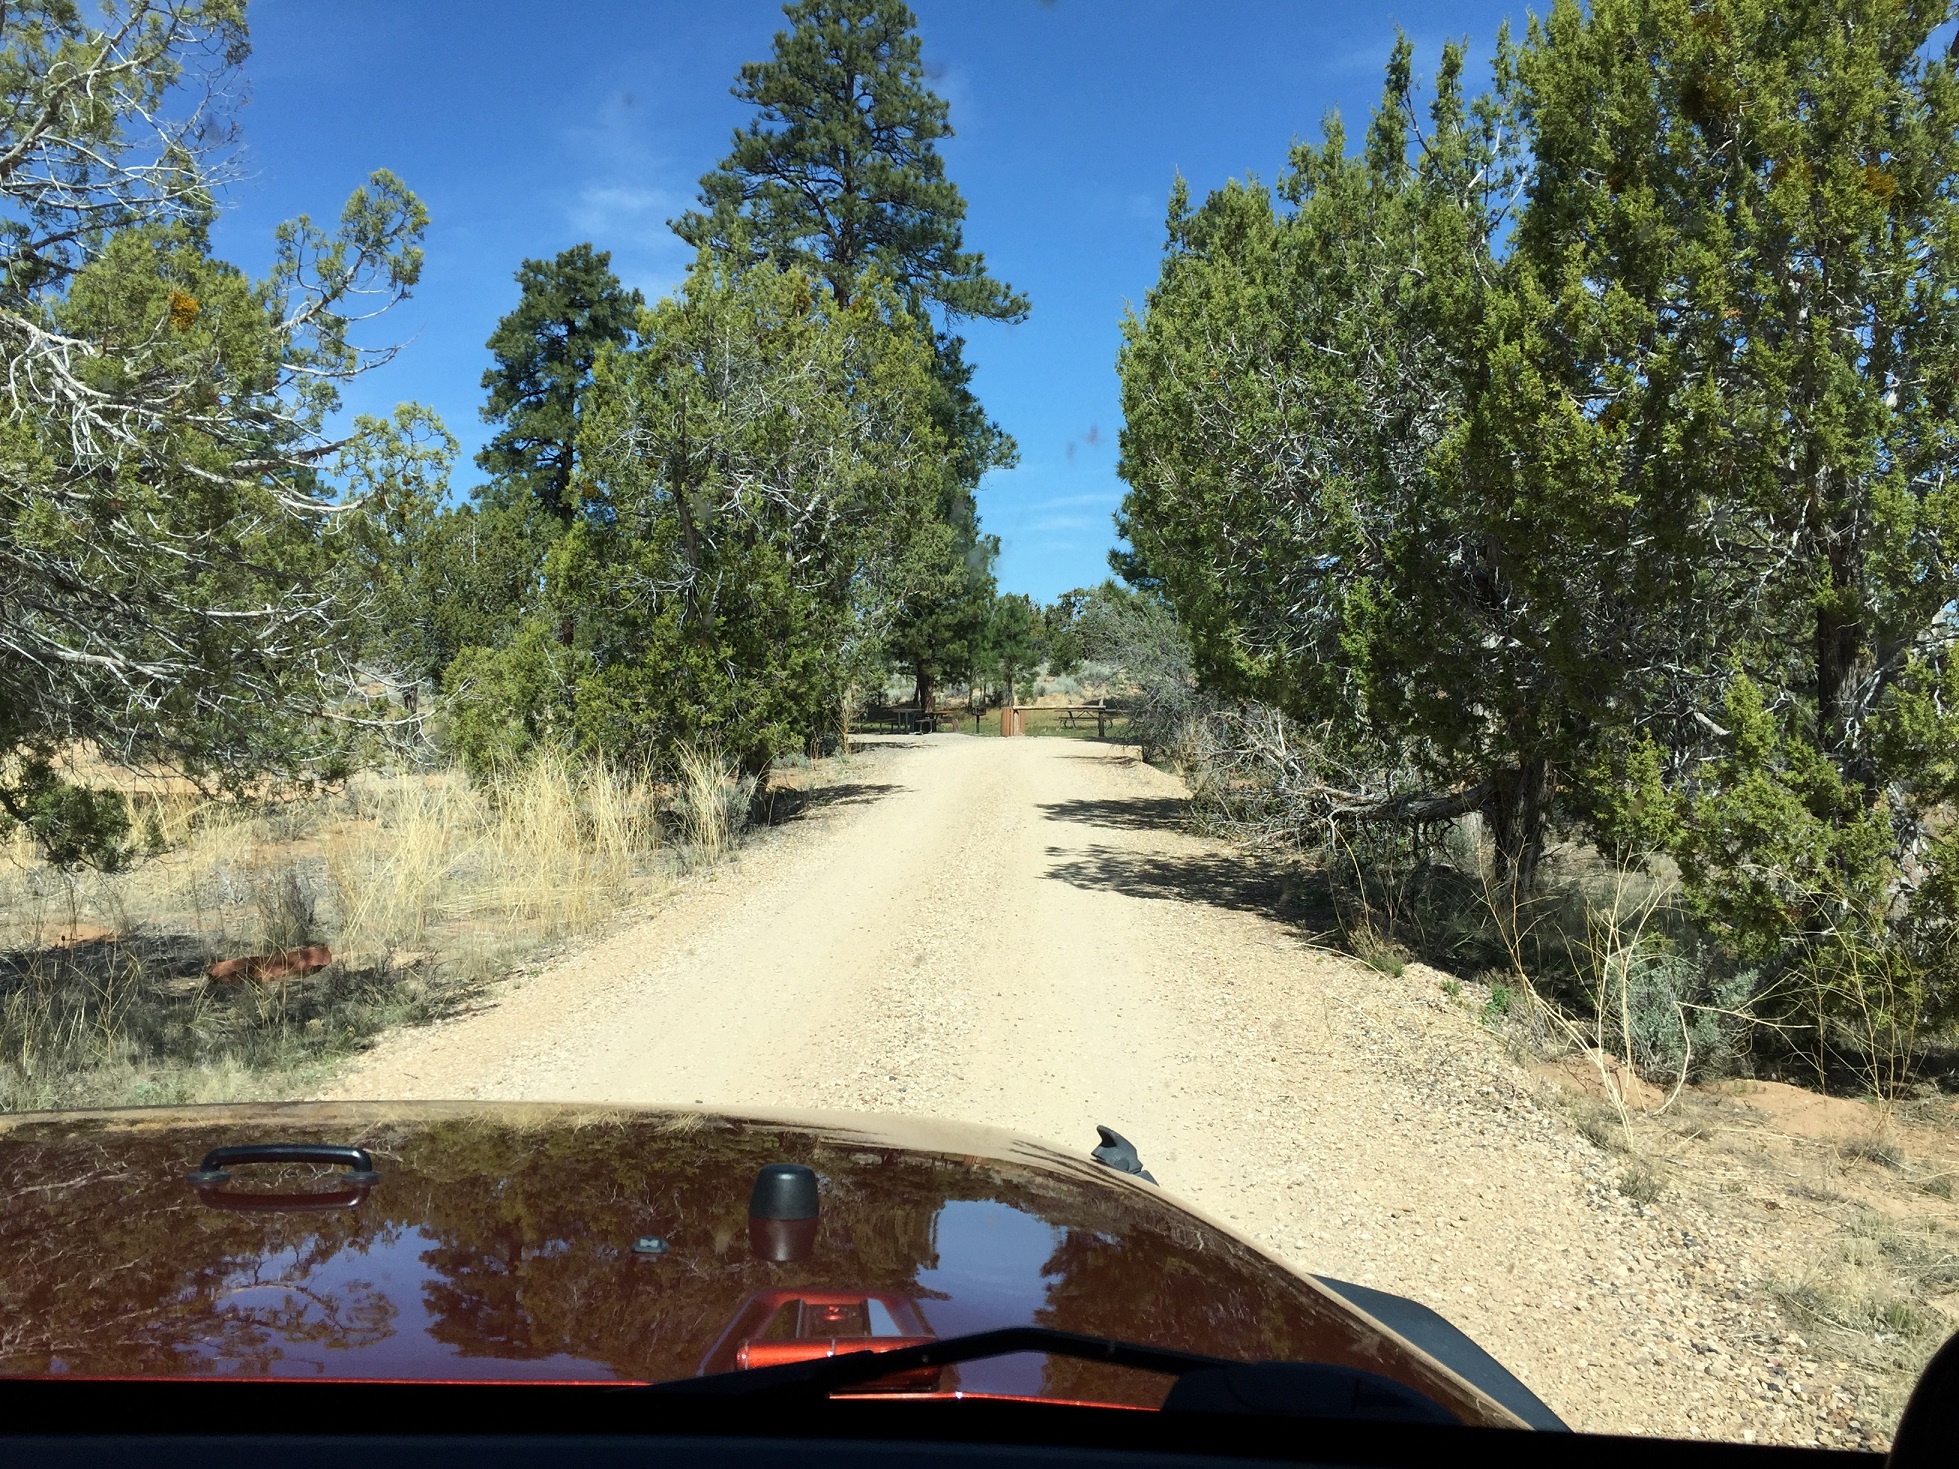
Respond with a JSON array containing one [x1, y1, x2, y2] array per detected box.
[[322, 733, 1945, 1446]]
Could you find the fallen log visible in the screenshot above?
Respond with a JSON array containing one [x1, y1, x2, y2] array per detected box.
[[206, 944, 333, 985]]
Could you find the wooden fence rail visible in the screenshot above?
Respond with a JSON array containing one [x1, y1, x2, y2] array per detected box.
[[853, 703, 1128, 738]]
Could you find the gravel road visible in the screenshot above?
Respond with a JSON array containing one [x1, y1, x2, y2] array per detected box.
[[323, 733, 1888, 1446]]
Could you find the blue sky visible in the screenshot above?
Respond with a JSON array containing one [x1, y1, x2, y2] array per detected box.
[[211, 0, 1524, 602]]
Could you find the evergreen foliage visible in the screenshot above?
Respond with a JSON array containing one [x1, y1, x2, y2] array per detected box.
[[884, 525, 995, 710], [674, 0, 1024, 325], [381, 247, 644, 691], [441, 253, 952, 779], [1117, 1, 1959, 1082], [1119, 34, 1535, 862], [0, 3, 437, 866], [983, 593, 1040, 701], [675, 0, 1024, 696], [1505, 0, 1959, 1077], [477, 245, 643, 526]]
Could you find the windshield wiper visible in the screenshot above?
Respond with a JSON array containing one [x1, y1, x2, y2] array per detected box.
[[632, 1325, 1455, 1425], [640, 1326, 1229, 1401]]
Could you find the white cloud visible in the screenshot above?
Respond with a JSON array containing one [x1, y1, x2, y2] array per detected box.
[[552, 91, 695, 293], [568, 182, 681, 236], [1033, 491, 1122, 509]]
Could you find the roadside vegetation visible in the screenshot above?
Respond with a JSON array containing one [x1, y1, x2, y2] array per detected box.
[[0, 749, 737, 1110], [0, 0, 1028, 1108], [4, 0, 1957, 1144], [0, 1, 1939, 1435], [0, 736, 848, 1110], [1105, 2, 1959, 1106]]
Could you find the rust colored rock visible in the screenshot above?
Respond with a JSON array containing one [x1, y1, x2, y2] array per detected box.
[[205, 944, 333, 985]]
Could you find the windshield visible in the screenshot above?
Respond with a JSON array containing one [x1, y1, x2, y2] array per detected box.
[[0, 0, 1952, 1454]]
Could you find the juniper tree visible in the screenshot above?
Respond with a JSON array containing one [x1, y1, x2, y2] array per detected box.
[[1498, 0, 1959, 1078], [0, 2, 435, 866], [1118, 3, 1959, 1078], [1117, 38, 1543, 870], [443, 252, 952, 780]]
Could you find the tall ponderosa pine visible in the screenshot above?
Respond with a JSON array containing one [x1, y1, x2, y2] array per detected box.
[[676, 0, 1026, 708], [388, 246, 643, 687], [478, 244, 643, 524], [674, 0, 1024, 325]]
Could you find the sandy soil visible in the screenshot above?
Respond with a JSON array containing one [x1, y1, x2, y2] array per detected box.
[[323, 734, 1944, 1446]]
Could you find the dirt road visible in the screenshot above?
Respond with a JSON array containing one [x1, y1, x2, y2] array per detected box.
[[324, 734, 1883, 1445]]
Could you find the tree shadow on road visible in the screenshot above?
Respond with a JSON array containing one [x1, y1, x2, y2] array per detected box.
[[1052, 748, 1142, 767], [1037, 796, 1187, 835], [1042, 843, 1337, 932], [755, 782, 904, 826]]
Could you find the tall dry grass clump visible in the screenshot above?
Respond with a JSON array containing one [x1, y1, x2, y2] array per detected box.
[[306, 750, 667, 974], [671, 744, 748, 862], [0, 751, 669, 1111]]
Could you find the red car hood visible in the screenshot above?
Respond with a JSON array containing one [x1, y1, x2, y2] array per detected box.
[[0, 1102, 1518, 1423]]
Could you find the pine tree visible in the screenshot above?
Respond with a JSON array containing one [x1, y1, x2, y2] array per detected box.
[[674, 0, 1024, 325], [397, 245, 649, 679], [477, 244, 642, 525], [886, 526, 996, 712], [676, 0, 1026, 699]]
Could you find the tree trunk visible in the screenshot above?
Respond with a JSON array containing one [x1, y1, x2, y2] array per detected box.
[[1485, 756, 1555, 890], [1816, 604, 1866, 745], [1814, 500, 1875, 789], [741, 743, 774, 828]]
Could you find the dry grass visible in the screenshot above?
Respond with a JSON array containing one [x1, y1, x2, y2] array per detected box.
[[325, 751, 663, 964], [1529, 1068, 1959, 1436], [1772, 1210, 1959, 1422], [0, 752, 670, 1111], [670, 744, 748, 862]]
